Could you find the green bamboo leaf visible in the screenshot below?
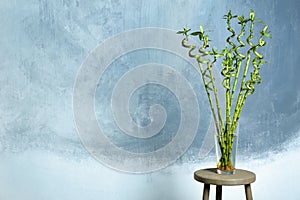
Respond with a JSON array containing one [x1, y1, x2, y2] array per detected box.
[[261, 25, 271, 38], [228, 10, 232, 18], [176, 31, 184, 34], [212, 48, 218, 54], [190, 31, 201, 36], [259, 60, 267, 65], [238, 15, 244, 22], [250, 10, 255, 20], [204, 35, 209, 44], [200, 25, 204, 33], [264, 32, 271, 38], [222, 48, 228, 54], [177, 28, 191, 36], [257, 19, 265, 24]]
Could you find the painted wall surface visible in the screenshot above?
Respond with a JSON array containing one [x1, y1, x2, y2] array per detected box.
[[0, 0, 299, 199]]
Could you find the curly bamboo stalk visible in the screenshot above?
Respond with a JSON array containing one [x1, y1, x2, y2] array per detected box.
[[181, 37, 222, 135], [231, 10, 256, 131]]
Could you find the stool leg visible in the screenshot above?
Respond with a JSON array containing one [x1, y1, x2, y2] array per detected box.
[[244, 184, 253, 200], [216, 185, 222, 200], [203, 184, 210, 200]]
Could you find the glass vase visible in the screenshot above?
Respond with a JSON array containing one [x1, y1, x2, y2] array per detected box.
[[215, 134, 238, 175]]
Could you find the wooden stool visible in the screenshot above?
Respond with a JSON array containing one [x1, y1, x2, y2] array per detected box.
[[194, 168, 256, 200]]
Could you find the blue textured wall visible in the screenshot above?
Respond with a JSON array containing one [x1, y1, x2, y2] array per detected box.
[[1, 0, 300, 199]]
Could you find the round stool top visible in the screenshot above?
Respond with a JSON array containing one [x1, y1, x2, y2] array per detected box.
[[194, 168, 256, 186]]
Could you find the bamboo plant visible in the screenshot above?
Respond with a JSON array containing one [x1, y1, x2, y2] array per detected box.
[[177, 10, 270, 172]]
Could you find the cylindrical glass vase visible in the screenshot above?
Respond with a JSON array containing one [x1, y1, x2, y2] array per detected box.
[[215, 134, 238, 175]]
